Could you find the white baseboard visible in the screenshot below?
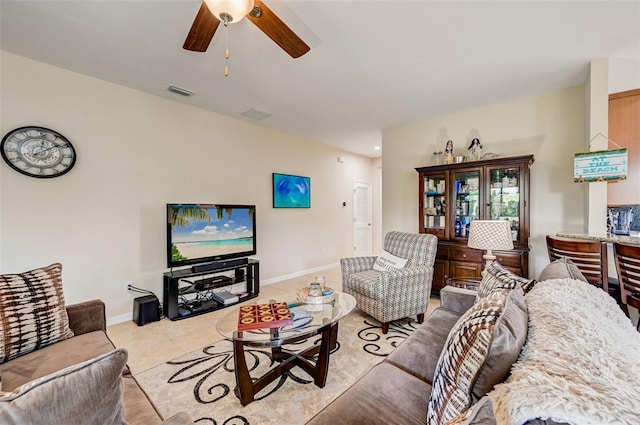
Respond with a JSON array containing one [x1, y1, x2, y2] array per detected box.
[[108, 312, 132, 327], [106, 262, 340, 326], [260, 263, 339, 286]]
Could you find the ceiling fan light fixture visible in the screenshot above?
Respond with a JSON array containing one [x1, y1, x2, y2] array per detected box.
[[204, 0, 255, 24]]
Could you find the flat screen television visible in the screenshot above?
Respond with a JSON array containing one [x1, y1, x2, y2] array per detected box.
[[167, 204, 256, 269]]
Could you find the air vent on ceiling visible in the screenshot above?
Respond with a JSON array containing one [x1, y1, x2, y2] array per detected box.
[[167, 85, 194, 97], [241, 108, 272, 121]]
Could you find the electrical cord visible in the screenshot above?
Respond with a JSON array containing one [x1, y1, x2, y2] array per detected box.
[[128, 285, 154, 295]]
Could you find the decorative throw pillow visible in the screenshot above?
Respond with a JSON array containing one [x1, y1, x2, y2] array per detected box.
[[476, 261, 536, 299], [0, 348, 128, 424], [0, 374, 8, 398], [0, 263, 74, 363], [372, 250, 408, 271], [538, 257, 589, 283], [444, 397, 496, 425], [427, 288, 528, 425]]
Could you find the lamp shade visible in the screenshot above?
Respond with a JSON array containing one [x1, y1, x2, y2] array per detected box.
[[204, 0, 255, 24], [467, 220, 514, 251]]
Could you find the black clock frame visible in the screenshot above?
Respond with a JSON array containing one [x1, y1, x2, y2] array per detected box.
[[1, 126, 77, 179]]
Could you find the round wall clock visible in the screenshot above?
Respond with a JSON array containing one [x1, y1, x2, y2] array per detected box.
[[1, 126, 77, 178]]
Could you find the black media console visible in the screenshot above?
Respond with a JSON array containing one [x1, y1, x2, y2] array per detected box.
[[163, 259, 259, 320]]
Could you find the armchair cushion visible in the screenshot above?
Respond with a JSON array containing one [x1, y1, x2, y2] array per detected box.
[[0, 263, 74, 364], [345, 266, 433, 299], [0, 348, 127, 425]]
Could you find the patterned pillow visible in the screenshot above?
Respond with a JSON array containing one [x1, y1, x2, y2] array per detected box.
[[0, 263, 74, 363], [372, 250, 408, 271], [427, 288, 528, 425], [444, 397, 496, 425], [476, 261, 536, 299], [0, 374, 7, 397]]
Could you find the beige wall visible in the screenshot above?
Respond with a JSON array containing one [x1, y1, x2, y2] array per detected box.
[[381, 85, 587, 278], [0, 52, 377, 322], [585, 59, 609, 234]]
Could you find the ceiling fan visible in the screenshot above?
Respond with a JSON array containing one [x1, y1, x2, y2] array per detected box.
[[183, 0, 310, 58]]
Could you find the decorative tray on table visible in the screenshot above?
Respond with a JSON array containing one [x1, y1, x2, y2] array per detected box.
[[296, 287, 335, 305]]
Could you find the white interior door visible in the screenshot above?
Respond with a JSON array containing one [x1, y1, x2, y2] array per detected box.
[[353, 181, 372, 256]]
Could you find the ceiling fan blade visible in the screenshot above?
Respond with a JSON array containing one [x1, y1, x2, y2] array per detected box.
[[247, 1, 310, 58], [183, 2, 220, 52]]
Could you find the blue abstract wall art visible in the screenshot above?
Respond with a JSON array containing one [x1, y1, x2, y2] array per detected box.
[[273, 173, 310, 208]]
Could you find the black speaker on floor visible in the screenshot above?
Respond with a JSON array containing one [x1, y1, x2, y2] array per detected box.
[[133, 295, 160, 326]]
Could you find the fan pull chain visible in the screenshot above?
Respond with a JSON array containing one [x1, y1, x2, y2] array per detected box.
[[223, 19, 230, 77], [225, 47, 230, 77]]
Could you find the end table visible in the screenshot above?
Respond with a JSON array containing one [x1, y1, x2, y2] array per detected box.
[[445, 277, 481, 291]]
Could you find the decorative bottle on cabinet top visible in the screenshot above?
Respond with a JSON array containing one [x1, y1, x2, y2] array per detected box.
[[467, 138, 482, 161], [432, 151, 444, 165], [444, 140, 454, 164]]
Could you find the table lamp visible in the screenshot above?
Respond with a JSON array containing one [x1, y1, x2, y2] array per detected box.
[[467, 220, 514, 267]]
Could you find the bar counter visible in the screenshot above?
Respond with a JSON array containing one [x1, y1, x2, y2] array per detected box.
[[556, 232, 640, 246]]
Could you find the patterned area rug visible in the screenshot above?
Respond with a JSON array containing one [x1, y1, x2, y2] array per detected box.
[[135, 309, 418, 424]]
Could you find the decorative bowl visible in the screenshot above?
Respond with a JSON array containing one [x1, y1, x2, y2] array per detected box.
[[296, 287, 335, 305]]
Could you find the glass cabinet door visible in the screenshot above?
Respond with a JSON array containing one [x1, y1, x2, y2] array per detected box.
[[488, 166, 521, 241], [452, 170, 480, 239], [422, 173, 446, 237]]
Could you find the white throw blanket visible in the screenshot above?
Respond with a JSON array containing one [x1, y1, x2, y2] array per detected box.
[[489, 278, 640, 425]]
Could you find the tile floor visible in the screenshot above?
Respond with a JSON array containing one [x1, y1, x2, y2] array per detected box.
[[107, 266, 346, 374], [107, 267, 640, 375]]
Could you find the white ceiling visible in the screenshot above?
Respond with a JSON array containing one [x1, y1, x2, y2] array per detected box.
[[1, 0, 639, 158]]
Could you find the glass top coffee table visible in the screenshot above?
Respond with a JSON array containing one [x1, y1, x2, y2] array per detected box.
[[216, 291, 356, 406]]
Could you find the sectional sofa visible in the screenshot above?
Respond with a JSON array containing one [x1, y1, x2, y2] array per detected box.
[[0, 263, 194, 424], [3, 260, 638, 424], [307, 258, 640, 424]]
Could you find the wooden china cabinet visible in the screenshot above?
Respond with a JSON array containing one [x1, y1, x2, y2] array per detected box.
[[416, 154, 534, 294]]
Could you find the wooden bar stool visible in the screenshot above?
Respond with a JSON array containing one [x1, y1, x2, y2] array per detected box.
[[613, 242, 640, 331], [546, 236, 619, 301]]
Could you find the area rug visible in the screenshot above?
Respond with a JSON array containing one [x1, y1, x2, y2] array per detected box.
[[135, 309, 418, 424]]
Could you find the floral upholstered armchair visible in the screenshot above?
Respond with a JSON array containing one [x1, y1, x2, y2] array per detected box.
[[341, 231, 438, 333]]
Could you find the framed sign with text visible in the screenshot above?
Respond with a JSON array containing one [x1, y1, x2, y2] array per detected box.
[[574, 148, 628, 183]]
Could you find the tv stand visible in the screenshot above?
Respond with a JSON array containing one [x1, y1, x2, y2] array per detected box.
[[163, 259, 259, 320]]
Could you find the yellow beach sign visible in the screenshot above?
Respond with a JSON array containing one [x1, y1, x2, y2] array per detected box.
[[574, 148, 628, 183]]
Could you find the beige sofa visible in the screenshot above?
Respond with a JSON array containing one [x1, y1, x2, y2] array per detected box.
[[307, 258, 640, 424], [0, 299, 193, 424]]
